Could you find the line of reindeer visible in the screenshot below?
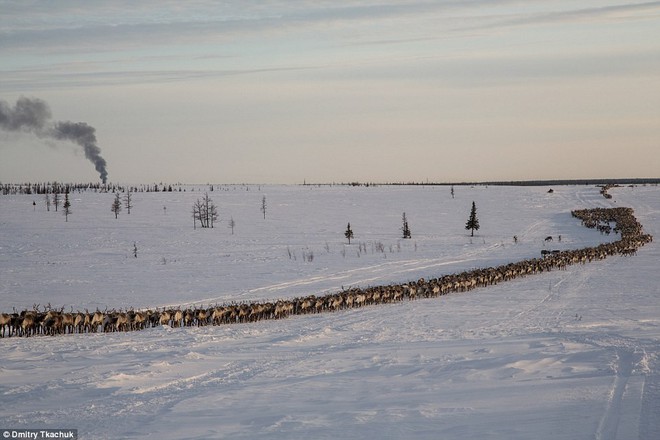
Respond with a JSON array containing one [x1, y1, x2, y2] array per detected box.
[[1, 207, 652, 338]]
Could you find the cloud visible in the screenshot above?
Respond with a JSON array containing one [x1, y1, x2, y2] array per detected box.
[[463, 1, 660, 31], [0, 64, 324, 91], [3, 1, 657, 59], [0, 1, 502, 54], [2, 1, 659, 91]]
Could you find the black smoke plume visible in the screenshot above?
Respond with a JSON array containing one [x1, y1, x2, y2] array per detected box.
[[51, 122, 108, 184], [0, 97, 109, 183]]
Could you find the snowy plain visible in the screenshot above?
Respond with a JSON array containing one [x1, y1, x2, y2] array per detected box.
[[0, 183, 658, 439]]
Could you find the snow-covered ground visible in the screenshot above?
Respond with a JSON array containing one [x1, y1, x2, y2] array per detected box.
[[1, 183, 658, 439]]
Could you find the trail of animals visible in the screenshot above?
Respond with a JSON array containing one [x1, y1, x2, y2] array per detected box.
[[0, 206, 652, 338]]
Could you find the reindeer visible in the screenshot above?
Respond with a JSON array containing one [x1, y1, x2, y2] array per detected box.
[[114, 312, 130, 332], [299, 297, 315, 314], [212, 306, 230, 325], [314, 298, 325, 313], [272, 301, 286, 320], [248, 303, 269, 322], [237, 304, 250, 323], [329, 294, 344, 311], [20, 311, 38, 337], [90, 309, 106, 333], [0, 313, 13, 337], [42, 310, 63, 336], [173, 309, 184, 328], [61, 310, 76, 334], [133, 311, 150, 330], [73, 312, 86, 333], [159, 310, 173, 327], [83, 310, 93, 332], [102, 311, 117, 332], [197, 308, 210, 326], [177, 309, 191, 326]]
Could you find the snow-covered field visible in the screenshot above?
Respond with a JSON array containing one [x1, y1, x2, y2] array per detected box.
[[1, 183, 658, 439]]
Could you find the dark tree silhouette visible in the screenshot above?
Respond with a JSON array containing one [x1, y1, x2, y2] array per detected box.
[[345, 223, 354, 244], [111, 193, 122, 219], [192, 193, 218, 229], [402, 212, 411, 239], [53, 192, 60, 212], [228, 216, 236, 234], [62, 192, 71, 222], [465, 201, 480, 237], [123, 190, 133, 214]]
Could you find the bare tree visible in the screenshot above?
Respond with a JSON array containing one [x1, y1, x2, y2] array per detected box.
[[261, 195, 267, 219], [45, 193, 51, 212], [123, 190, 133, 214], [205, 192, 218, 228], [192, 199, 203, 229], [192, 193, 218, 229], [111, 193, 122, 219], [53, 192, 60, 212], [228, 216, 236, 234]]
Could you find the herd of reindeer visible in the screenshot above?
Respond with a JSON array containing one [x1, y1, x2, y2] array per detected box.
[[0, 203, 653, 338]]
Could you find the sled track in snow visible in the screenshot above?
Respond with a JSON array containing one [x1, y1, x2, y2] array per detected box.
[[0, 207, 652, 338]]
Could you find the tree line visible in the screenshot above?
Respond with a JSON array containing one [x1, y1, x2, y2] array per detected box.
[[29, 187, 482, 242]]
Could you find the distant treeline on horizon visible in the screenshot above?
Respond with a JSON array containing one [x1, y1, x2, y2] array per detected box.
[[308, 178, 660, 187], [386, 178, 660, 187], [2, 178, 659, 195]]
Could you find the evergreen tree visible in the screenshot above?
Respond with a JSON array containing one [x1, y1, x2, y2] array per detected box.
[[62, 192, 71, 222], [465, 201, 480, 237], [111, 193, 122, 219], [345, 222, 354, 244], [401, 212, 411, 239]]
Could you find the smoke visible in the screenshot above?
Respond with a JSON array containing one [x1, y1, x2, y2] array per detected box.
[[0, 97, 109, 183], [0, 97, 51, 131], [51, 122, 108, 184]]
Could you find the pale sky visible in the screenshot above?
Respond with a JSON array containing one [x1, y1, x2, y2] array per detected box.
[[1, 1, 659, 184]]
